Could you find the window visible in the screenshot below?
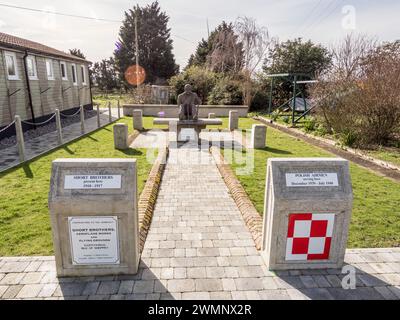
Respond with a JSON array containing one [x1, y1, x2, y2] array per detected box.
[[60, 61, 68, 81], [46, 59, 54, 80], [4, 51, 19, 80], [80, 65, 86, 85], [26, 56, 38, 80], [71, 64, 77, 85]]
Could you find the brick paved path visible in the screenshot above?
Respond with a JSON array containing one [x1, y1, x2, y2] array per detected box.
[[1, 142, 399, 300], [0, 110, 116, 173]]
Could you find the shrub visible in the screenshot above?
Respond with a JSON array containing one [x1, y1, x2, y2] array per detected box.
[[282, 116, 290, 124], [270, 111, 280, 121], [339, 130, 358, 147], [312, 39, 400, 147], [250, 90, 270, 112], [207, 77, 243, 105], [168, 66, 218, 104], [303, 117, 316, 132]]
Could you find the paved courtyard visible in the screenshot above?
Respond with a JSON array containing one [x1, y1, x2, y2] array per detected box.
[[0, 139, 399, 300]]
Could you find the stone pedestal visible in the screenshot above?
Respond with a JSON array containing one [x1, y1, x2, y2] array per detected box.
[[133, 109, 143, 131], [261, 158, 353, 270], [48, 159, 140, 277], [113, 123, 129, 150], [229, 110, 238, 131], [208, 113, 216, 119], [251, 124, 267, 149]]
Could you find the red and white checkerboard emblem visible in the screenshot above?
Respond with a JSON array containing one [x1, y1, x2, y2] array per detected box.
[[285, 213, 335, 261]]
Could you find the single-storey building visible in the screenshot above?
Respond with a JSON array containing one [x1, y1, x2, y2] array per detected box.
[[0, 32, 92, 134]]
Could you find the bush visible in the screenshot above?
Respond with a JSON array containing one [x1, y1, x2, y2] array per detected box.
[[312, 39, 400, 147], [339, 130, 358, 147], [282, 116, 290, 124], [250, 90, 270, 112], [207, 77, 243, 105], [303, 117, 316, 132], [271, 111, 280, 121], [169, 66, 218, 104]]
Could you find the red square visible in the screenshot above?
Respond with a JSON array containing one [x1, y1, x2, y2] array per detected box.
[[287, 213, 312, 237], [310, 220, 328, 237], [292, 238, 309, 254]]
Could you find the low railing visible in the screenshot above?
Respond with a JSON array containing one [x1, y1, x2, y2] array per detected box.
[[1, 100, 122, 164]]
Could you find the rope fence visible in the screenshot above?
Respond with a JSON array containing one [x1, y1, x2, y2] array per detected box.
[[0, 120, 16, 134], [21, 113, 56, 126], [1, 102, 119, 168], [60, 108, 81, 118]]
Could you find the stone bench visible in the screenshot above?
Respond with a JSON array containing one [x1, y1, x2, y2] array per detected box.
[[153, 118, 223, 144]]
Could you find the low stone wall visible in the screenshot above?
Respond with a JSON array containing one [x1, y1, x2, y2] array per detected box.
[[123, 104, 249, 117], [138, 147, 169, 252], [210, 146, 263, 250]]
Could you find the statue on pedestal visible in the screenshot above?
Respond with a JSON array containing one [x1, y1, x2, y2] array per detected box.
[[177, 84, 201, 121]]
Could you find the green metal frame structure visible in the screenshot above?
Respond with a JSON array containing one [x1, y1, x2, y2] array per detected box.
[[266, 73, 318, 125]]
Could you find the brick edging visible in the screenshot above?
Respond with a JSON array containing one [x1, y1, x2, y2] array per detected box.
[[138, 147, 169, 252], [210, 146, 263, 250]]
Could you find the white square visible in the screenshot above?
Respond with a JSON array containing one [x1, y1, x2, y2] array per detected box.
[[285, 238, 308, 261], [308, 237, 326, 254], [293, 220, 311, 237]]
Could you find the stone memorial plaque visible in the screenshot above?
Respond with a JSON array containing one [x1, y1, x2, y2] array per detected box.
[[49, 159, 140, 276], [261, 158, 353, 270], [64, 175, 122, 189], [69, 216, 120, 265], [285, 172, 338, 187]]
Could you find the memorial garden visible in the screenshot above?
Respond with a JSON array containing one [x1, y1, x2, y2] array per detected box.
[[0, 1, 399, 302]]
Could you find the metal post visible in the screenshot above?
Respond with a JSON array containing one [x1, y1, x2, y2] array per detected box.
[[15, 115, 25, 162], [96, 104, 101, 128], [268, 78, 274, 114], [80, 105, 85, 134], [292, 75, 297, 126], [108, 102, 112, 123], [117, 100, 121, 119], [55, 109, 63, 144]]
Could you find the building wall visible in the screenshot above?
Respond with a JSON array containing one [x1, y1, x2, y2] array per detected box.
[[0, 52, 12, 125], [0, 48, 91, 128]]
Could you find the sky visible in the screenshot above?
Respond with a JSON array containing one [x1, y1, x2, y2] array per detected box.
[[0, 0, 399, 69]]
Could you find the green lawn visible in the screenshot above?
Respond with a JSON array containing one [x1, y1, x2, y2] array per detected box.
[[228, 118, 400, 248], [93, 93, 131, 109], [254, 112, 400, 168], [0, 117, 154, 256]]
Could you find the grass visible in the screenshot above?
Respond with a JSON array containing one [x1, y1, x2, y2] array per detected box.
[[0, 117, 155, 256], [365, 148, 400, 168], [227, 118, 400, 248], [93, 93, 131, 109], [255, 112, 400, 168]]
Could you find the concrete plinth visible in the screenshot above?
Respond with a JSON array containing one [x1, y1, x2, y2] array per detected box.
[[251, 124, 267, 149], [48, 159, 140, 277], [208, 113, 216, 119], [261, 158, 353, 270], [229, 110, 238, 131], [133, 109, 143, 131], [113, 123, 129, 150]]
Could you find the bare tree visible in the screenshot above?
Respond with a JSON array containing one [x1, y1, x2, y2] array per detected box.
[[330, 33, 377, 80], [235, 16, 276, 105], [207, 27, 243, 74]]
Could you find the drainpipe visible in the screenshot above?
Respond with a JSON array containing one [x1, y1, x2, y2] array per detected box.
[[23, 50, 36, 128], [88, 64, 94, 109]]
